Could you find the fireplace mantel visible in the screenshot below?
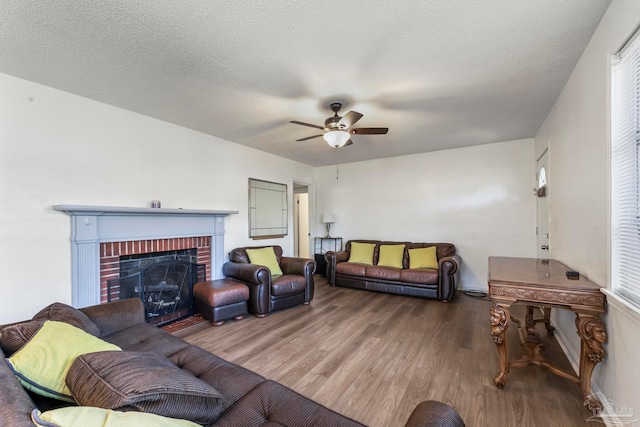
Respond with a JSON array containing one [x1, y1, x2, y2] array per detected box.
[[53, 205, 238, 217], [54, 205, 238, 308]]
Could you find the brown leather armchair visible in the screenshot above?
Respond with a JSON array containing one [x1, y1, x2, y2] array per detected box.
[[222, 246, 316, 317]]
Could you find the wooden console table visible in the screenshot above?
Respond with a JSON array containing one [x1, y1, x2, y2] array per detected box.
[[487, 256, 607, 409]]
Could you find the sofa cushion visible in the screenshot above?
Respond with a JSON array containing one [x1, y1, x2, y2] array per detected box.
[[101, 322, 190, 357], [377, 244, 405, 268], [409, 246, 439, 269], [66, 350, 223, 425], [32, 407, 201, 427], [366, 265, 402, 281], [168, 345, 265, 414], [80, 298, 146, 338], [211, 380, 365, 427], [0, 320, 44, 356], [271, 274, 306, 296], [336, 262, 367, 277], [6, 320, 121, 402], [246, 247, 284, 276], [399, 268, 439, 285], [348, 242, 376, 265], [33, 302, 101, 337]]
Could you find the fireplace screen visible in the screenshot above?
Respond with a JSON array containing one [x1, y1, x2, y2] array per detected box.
[[108, 260, 205, 326]]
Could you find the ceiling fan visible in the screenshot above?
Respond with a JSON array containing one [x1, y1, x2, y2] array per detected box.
[[290, 102, 388, 148]]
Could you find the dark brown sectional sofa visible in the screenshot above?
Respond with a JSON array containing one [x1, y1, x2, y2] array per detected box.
[[326, 240, 461, 302], [0, 298, 465, 426]]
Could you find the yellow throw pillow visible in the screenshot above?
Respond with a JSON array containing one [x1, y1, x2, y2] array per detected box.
[[32, 407, 202, 427], [377, 244, 406, 268], [409, 246, 439, 269], [348, 242, 376, 265], [6, 320, 121, 402], [246, 247, 284, 276]]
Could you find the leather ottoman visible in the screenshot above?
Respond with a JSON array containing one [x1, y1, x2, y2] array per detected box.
[[193, 279, 249, 326]]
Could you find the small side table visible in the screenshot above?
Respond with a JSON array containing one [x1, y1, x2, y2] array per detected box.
[[314, 237, 342, 276]]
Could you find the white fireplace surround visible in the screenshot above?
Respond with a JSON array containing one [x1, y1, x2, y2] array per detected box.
[[53, 205, 238, 308]]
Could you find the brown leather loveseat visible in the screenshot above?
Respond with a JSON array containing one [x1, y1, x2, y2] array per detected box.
[[326, 240, 461, 302]]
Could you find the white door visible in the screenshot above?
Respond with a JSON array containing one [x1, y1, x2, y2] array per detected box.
[[293, 190, 310, 258], [297, 193, 309, 258], [536, 150, 550, 258]]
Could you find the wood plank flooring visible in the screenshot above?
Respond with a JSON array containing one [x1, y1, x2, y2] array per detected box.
[[179, 277, 595, 427]]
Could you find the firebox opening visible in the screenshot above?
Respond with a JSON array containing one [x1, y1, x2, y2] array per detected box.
[[107, 249, 205, 326]]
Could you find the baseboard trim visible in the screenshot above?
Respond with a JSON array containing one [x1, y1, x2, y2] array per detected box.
[[550, 318, 579, 376]]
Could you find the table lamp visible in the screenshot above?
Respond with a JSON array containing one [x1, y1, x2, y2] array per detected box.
[[321, 213, 336, 238]]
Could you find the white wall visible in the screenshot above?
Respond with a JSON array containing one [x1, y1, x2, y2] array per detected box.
[[314, 139, 536, 291], [535, 0, 640, 419], [0, 73, 314, 323]]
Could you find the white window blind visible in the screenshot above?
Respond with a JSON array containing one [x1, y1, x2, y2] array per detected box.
[[611, 29, 640, 310]]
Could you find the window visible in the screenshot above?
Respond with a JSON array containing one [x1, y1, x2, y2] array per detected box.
[[611, 29, 640, 310]]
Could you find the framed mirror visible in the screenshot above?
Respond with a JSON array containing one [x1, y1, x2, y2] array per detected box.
[[249, 178, 288, 239]]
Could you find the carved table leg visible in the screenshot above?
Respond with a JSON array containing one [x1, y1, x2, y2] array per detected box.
[[575, 313, 607, 410], [524, 306, 540, 343], [490, 303, 510, 388]]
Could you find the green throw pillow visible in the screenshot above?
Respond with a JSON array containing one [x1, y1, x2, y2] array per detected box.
[[377, 244, 406, 268], [409, 246, 439, 269], [348, 242, 376, 265], [246, 247, 284, 276], [6, 320, 121, 401], [32, 407, 202, 427]]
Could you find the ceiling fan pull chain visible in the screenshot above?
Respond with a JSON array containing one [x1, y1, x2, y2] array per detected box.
[[336, 149, 340, 180]]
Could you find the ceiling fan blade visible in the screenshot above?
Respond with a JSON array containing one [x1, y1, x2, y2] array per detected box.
[[337, 111, 363, 129], [290, 120, 324, 130], [344, 139, 353, 147], [350, 127, 389, 135], [296, 134, 323, 142]]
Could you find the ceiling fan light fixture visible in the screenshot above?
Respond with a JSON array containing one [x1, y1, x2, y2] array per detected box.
[[324, 130, 350, 148]]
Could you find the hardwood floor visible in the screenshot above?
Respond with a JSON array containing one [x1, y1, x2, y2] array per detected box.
[[179, 277, 595, 426]]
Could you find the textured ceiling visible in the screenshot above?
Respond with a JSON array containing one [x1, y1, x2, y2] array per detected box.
[[0, 1, 610, 166]]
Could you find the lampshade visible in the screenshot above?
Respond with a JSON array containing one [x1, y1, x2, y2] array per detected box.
[[321, 213, 336, 224], [323, 130, 350, 148]]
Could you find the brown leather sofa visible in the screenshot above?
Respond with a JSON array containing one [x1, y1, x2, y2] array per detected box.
[[326, 240, 461, 302], [222, 245, 315, 317], [0, 298, 465, 426]]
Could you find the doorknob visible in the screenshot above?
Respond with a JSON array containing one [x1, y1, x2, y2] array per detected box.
[[541, 245, 549, 250]]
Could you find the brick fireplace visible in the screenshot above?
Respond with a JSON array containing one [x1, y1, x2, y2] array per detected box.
[[54, 205, 238, 309], [99, 236, 211, 304]]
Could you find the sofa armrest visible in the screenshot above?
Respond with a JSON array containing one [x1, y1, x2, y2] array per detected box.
[[280, 257, 315, 276], [0, 348, 40, 426], [439, 255, 461, 302], [325, 250, 349, 285], [222, 262, 271, 315], [404, 400, 465, 427], [222, 261, 271, 286], [80, 298, 146, 338], [280, 257, 316, 303]]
